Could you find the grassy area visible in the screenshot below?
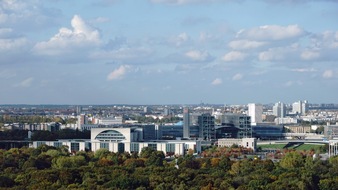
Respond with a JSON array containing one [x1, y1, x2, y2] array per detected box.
[[295, 144, 324, 151], [258, 143, 325, 151]]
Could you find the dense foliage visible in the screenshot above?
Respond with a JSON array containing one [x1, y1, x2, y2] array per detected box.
[[0, 145, 336, 190]]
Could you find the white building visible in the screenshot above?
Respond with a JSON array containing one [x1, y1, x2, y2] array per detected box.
[[248, 103, 263, 125], [274, 117, 298, 125], [98, 116, 123, 125], [217, 138, 257, 151], [31, 127, 204, 156], [292, 100, 308, 115], [273, 102, 286, 118]]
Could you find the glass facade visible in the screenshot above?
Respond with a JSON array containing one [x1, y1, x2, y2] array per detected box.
[[252, 125, 284, 140]]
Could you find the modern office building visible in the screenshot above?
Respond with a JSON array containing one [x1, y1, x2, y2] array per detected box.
[[158, 124, 183, 140], [31, 126, 204, 156], [252, 125, 284, 140], [248, 103, 263, 125], [198, 113, 215, 140], [217, 113, 252, 138], [273, 102, 286, 118]]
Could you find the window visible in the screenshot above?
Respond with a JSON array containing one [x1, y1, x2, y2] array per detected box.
[[166, 144, 175, 153], [70, 143, 80, 152], [130, 143, 139, 152], [148, 143, 157, 150], [36, 141, 46, 147], [54, 142, 62, 148], [100, 142, 109, 149]]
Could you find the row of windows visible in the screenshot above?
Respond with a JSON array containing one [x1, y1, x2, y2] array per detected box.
[[98, 133, 124, 137], [96, 136, 125, 140]]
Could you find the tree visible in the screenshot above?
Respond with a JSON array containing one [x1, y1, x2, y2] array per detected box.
[[279, 151, 304, 170], [140, 147, 154, 159]]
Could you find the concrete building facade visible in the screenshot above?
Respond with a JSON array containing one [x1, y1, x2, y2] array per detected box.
[[248, 103, 263, 125], [273, 102, 286, 118]]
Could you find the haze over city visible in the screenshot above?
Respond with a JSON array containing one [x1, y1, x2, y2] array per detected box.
[[1, 0, 338, 105]]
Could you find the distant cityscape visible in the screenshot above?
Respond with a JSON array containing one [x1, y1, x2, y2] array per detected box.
[[1, 100, 338, 157]]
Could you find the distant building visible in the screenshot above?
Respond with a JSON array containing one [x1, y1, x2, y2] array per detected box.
[[324, 122, 338, 140], [273, 102, 286, 118], [217, 138, 257, 151], [98, 116, 123, 125], [198, 113, 215, 140], [275, 117, 298, 125], [292, 100, 309, 115], [217, 113, 252, 138], [248, 103, 263, 125], [183, 107, 190, 138], [285, 125, 311, 133], [31, 126, 205, 156], [252, 123, 284, 140]]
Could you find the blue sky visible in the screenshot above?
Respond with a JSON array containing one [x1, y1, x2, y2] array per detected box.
[[1, 0, 338, 105]]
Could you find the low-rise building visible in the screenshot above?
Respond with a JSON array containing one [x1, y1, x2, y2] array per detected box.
[[217, 138, 257, 151]]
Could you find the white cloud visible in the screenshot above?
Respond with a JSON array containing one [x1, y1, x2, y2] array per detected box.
[[323, 70, 333, 79], [107, 65, 130, 80], [185, 50, 212, 62], [0, 37, 28, 52], [236, 25, 305, 41], [284, 80, 303, 87], [291, 68, 316, 72], [228, 40, 267, 50], [34, 15, 100, 56], [0, 0, 59, 31], [0, 28, 28, 53], [168, 32, 190, 47], [222, 51, 246, 62], [258, 45, 299, 62], [232, 73, 243, 81], [211, 78, 222, 85], [18, 77, 33, 88]]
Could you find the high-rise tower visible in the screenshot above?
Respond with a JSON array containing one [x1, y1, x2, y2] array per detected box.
[[248, 103, 263, 125], [183, 107, 190, 138]]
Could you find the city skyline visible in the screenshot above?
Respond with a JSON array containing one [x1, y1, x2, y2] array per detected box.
[[1, 0, 338, 105]]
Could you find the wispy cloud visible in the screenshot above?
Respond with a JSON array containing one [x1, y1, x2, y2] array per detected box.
[[222, 51, 247, 62], [236, 25, 306, 40], [323, 70, 333, 79], [17, 77, 34, 88], [232, 73, 243, 81], [107, 65, 130, 80], [211, 78, 222, 85]]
